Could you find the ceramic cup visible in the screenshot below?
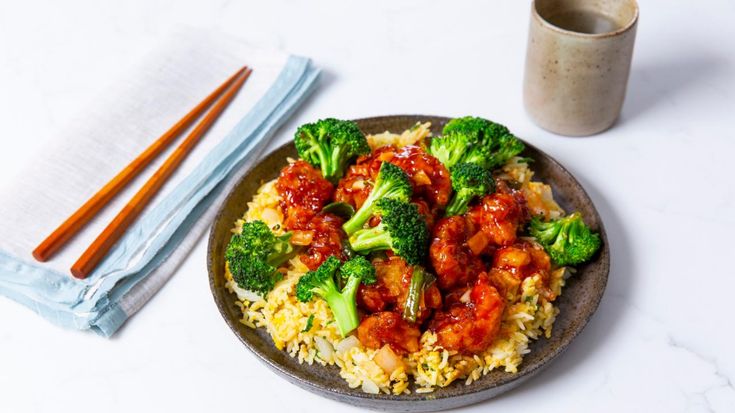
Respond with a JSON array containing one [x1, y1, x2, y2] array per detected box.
[[523, 0, 639, 136]]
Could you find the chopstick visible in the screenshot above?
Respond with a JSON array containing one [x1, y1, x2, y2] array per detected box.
[[32, 66, 249, 262], [69, 67, 252, 279]]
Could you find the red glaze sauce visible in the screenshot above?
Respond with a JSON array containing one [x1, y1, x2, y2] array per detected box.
[[466, 192, 526, 248], [298, 213, 348, 270], [357, 311, 421, 354], [430, 273, 505, 354], [389, 145, 451, 208], [275, 160, 334, 231], [430, 215, 486, 291]]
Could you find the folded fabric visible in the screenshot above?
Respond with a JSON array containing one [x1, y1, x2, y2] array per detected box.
[[0, 27, 320, 336]]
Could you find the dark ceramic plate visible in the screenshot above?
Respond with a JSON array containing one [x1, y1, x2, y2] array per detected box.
[[207, 115, 609, 412]]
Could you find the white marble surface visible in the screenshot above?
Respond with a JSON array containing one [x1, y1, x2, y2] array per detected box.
[[1, 0, 734, 412]]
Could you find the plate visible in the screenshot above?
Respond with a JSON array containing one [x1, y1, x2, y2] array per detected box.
[[207, 115, 609, 411]]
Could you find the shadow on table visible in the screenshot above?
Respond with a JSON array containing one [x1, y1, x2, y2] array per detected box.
[[618, 52, 729, 125]]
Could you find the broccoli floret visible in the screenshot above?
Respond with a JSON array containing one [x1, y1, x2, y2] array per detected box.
[[225, 220, 296, 295], [339, 255, 377, 285], [529, 212, 602, 266], [445, 163, 495, 216], [294, 118, 370, 182], [296, 256, 375, 336], [342, 162, 412, 235], [426, 132, 471, 170], [457, 143, 493, 169], [348, 198, 429, 265], [440, 116, 526, 170], [443, 116, 511, 142], [478, 133, 526, 170]]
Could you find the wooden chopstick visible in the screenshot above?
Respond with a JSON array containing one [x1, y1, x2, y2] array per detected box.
[[69, 67, 252, 279], [32, 66, 248, 263]]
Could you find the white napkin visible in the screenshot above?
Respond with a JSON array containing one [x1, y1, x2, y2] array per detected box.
[[0, 27, 320, 336]]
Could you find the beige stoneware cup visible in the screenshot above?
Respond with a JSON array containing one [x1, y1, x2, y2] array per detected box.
[[523, 0, 639, 136]]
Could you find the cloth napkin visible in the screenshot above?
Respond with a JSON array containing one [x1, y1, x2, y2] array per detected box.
[[0, 28, 320, 337]]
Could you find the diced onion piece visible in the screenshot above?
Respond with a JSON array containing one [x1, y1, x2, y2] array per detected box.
[[290, 230, 314, 246], [232, 284, 263, 302], [352, 179, 366, 190], [414, 170, 432, 186], [335, 335, 360, 356], [460, 289, 471, 303], [467, 231, 489, 256], [260, 208, 282, 228], [374, 344, 403, 374], [314, 336, 335, 363], [361, 379, 380, 394]]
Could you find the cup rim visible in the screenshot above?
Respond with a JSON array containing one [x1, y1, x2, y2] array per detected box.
[[531, 0, 639, 38]]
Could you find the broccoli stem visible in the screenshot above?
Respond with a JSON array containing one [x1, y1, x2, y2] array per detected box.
[[329, 146, 348, 180], [348, 224, 392, 254], [265, 251, 293, 267], [343, 203, 374, 235], [342, 182, 391, 234], [445, 189, 471, 217], [324, 277, 361, 336], [343, 162, 412, 235], [316, 142, 332, 178], [300, 130, 332, 178], [265, 233, 295, 266]]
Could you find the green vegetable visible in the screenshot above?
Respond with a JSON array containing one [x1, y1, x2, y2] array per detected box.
[[464, 132, 525, 170], [428, 116, 525, 170], [348, 198, 429, 265], [301, 314, 315, 333], [516, 156, 534, 164], [402, 266, 436, 323], [528, 212, 602, 266], [294, 118, 370, 182], [322, 202, 355, 220], [443, 115, 512, 143], [426, 132, 471, 170], [339, 255, 377, 285], [444, 163, 495, 216], [342, 162, 412, 235], [225, 220, 297, 296], [296, 256, 376, 336], [449, 116, 524, 170]]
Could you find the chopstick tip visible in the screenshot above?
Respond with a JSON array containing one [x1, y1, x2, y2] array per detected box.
[[70, 264, 88, 280], [31, 248, 48, 262]]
